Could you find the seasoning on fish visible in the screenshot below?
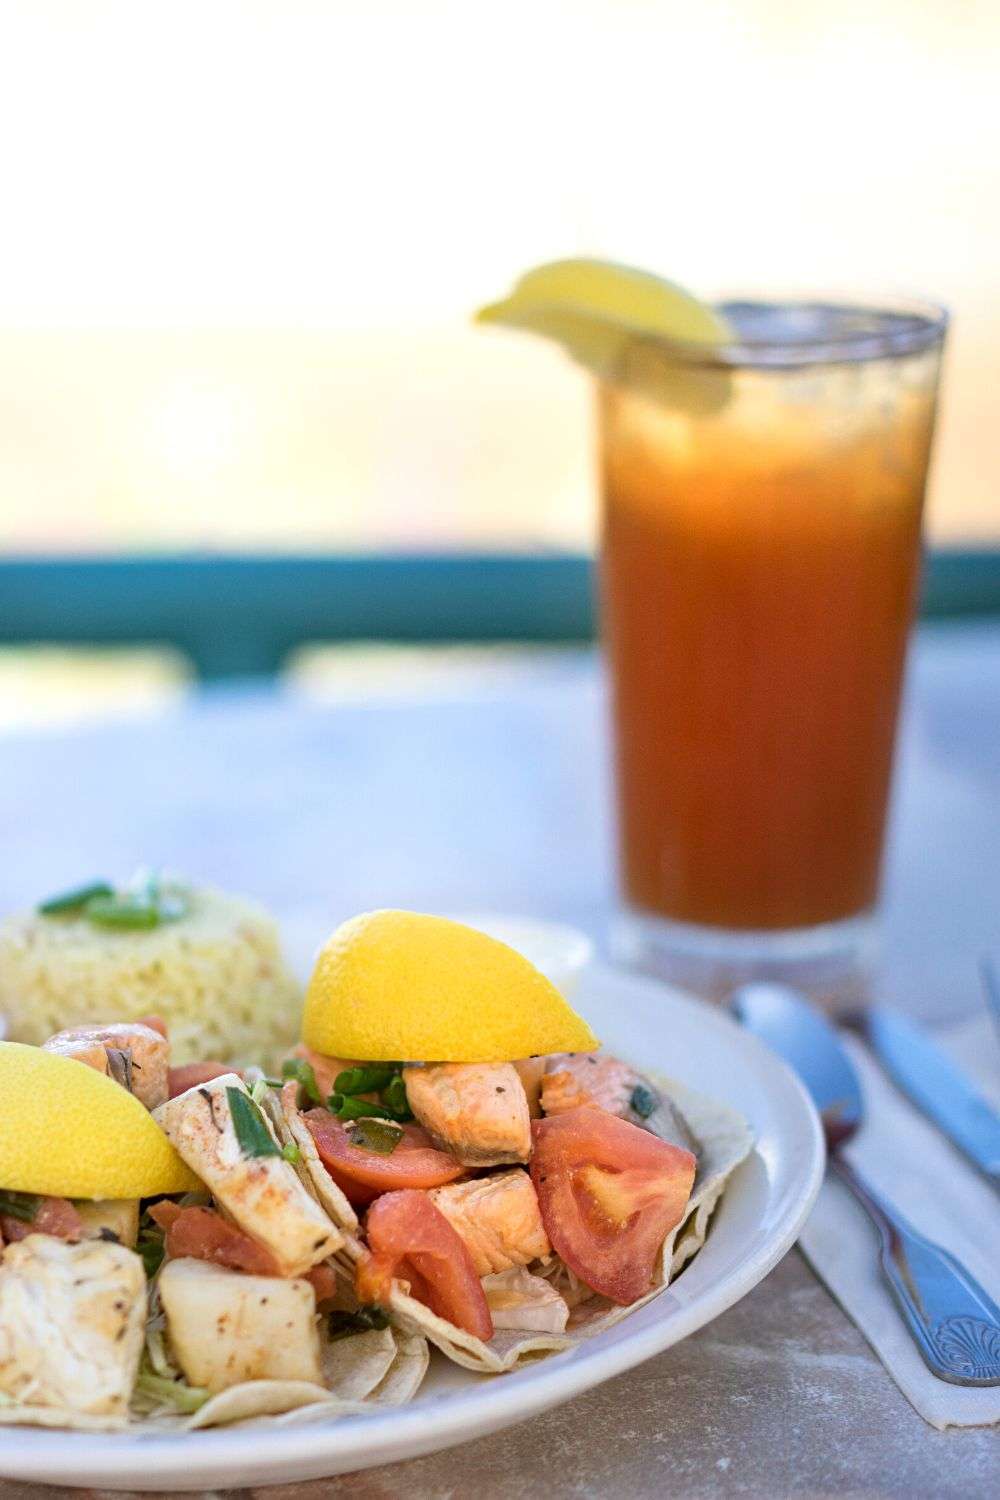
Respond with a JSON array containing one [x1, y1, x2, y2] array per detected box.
[[158, 1258, 322, 1393], [153, 1073, 342, 1276], [43, 1021, 170, 1110], [0, 1236, 146, 1418], [427, 1168, 550, 1277], [403, 1063, 531, 1167]]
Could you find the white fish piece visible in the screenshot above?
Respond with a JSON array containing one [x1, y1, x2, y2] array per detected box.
[[482, 1267, 570, 1333], [0, 1235, 146, 1418], [403, 1062, 531, 1167], [74, 1199, 139, 1249], [154, 1074, 342, 1276], [43, 1021, 170, 1110], [159, 1259, 322, 1393]]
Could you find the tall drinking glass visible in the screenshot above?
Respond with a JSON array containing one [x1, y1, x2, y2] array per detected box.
[[601, 299, 947, 1005]]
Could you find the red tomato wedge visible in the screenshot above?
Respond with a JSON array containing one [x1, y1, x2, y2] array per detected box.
[[303, 1109, 465, 1206], [531, 1106, 696, 1306], [0, 1196, 83, 1244], [148, 1201, 280, 1276], [137, 1013, 168, 1038], [355, 1189, 493, 1340], [167, 1061, 234, 1097], [149, 1203, 338, 1299]]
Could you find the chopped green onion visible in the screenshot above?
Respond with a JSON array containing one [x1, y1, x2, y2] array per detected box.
[[85, 894, 163, 929], [38, 875, 189, 929], [328, 1093, 396, 1122], [346, 1118, 403, 1155], [136, 1371, 209, 1414], [227, 1086, 282, 1158], [0, 1191, 40, 1223], [327, 1306, 389, 1340], [334, 1064, 396, 1096], [281, 1142, 301, 1163], [630, 1083, 658, 1119], [281, 1057, 322, 1104], [249, 1076, 271, 1107], [38, 880, 114, 916], [381, 1073, 412, 1120]]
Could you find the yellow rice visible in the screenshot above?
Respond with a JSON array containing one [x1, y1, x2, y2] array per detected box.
[[0, 884, 301, 1066]]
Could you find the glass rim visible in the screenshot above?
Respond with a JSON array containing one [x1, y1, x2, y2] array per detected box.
[[647, 295, 949, 370]]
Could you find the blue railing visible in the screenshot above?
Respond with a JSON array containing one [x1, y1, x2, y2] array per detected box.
[[1, 550, 998, 680]]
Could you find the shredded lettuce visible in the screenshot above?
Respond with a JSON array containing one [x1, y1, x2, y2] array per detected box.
[[135, 1369, 209, 1415]]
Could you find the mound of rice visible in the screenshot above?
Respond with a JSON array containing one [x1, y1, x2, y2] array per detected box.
[[0, 884, 301, 1066]]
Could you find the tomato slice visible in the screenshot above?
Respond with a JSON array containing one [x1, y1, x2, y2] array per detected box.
[[530, 1105, 696, 1305], [355, 1189, 493, 1340], [303, 1109, 465, 1206], [148, 1201, 280, 1275], [167, 1061, 234, 1097], [0, 1196, 83, 1244], [137, 1013, 169, 1038]]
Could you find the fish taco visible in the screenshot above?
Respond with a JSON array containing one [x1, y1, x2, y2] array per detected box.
[[0, 904, 752, 1431]]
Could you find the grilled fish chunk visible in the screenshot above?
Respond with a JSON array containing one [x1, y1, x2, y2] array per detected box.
[[43, 1022, 170, 1110], [427, 1168, 550, 1276], [159, 1258, 322, 1392], [154, 1074, 342, 1276], [403, 1063, 531, 1167], [0, 1235, 145, 1418]]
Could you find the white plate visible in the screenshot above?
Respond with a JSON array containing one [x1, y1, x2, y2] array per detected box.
[[0, 964, 824, 1490]]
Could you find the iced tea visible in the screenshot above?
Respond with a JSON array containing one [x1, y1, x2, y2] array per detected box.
[[600, 302, 945, 986]]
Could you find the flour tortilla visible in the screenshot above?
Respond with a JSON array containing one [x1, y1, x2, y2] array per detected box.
[[280, 1071, 753, 1374], [0, 1404, 128, 1432]]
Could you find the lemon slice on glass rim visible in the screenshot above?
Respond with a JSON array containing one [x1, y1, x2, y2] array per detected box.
[[476, 257, 734, 412]]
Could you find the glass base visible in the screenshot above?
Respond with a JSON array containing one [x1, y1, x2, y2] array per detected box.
[[610, 906, 878, 1014]]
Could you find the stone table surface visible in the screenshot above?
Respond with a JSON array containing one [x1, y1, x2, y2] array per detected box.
[[1, 619, 999, 1497]]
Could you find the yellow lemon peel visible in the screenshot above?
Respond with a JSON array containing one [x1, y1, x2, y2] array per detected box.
[[302, 910, 598, 1063], [0, 1042, 202, 1199]]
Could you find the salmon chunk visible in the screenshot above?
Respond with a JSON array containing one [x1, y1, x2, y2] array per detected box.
[[427, 1169, 550, 1276], [541, 1053, 698, 1154], [541, 1053, 639, 1118], [43, 1022, 170, 1110], [403, 1063, 531, 1167]]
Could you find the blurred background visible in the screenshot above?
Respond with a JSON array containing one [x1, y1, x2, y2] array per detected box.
[[2, 0, 998, 724]]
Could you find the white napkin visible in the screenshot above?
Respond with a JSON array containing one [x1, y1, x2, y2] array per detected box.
[[799, 1016, 1000, 1428]]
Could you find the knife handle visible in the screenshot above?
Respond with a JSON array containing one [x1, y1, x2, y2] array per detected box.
[[831, 1155, 1000, 1385]]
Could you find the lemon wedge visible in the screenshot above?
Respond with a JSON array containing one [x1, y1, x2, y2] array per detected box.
[[0, 1042, 202, 1199], [476, 257, 733, 411], [302, 910, 598, 1063]]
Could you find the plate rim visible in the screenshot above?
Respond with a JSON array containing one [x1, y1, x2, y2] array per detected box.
[[0, 964, 826, 1488]]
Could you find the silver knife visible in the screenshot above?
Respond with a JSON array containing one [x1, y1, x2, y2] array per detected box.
[[864, 1005, 1000, 1188]]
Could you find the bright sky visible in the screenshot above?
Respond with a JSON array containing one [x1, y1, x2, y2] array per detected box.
[[0, 0, 997, 546]]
